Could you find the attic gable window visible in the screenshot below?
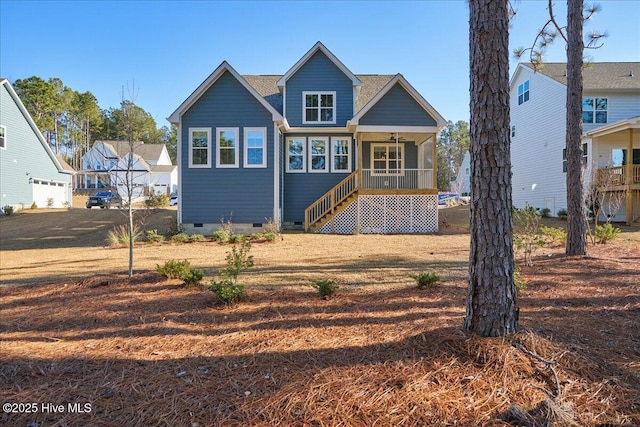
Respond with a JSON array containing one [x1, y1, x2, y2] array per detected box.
[[0, 125, 6, 149], [303, 91, 336, 124], [517, 80, 529, 105]]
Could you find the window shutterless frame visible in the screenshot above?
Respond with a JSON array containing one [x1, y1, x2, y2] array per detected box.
[[243, 127, 267, 168], [188, 127, 211, 168], [331, 137, 351, 172], [302, 91, 336, 124], [286, 137, 306, 173], [216, 127, 239, 168]]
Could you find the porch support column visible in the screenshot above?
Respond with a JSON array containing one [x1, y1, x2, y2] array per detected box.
[[432, 133, 437, 190], [626, 128, 633, 225], [357, 134, 363, 188]]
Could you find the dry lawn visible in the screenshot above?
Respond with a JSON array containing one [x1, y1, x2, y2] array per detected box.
[[0, 207, 639, 426]]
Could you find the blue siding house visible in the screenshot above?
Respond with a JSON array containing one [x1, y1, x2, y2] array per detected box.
[[169, 42, 446, 234], [0, 78, 74, 211]]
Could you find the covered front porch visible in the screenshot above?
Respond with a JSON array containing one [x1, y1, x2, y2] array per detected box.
[[586, 116, 640, 224]]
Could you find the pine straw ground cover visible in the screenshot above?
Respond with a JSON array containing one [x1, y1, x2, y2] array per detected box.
[[1, 217, 639, 426]]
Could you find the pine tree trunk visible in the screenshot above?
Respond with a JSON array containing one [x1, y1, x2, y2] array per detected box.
[[565, 0, 587, 255], [464, 0, 518, 337]]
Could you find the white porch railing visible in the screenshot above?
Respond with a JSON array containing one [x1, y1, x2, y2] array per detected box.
[[361, 169, 434, 190]]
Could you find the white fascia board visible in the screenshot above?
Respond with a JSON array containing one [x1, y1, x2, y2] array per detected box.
[[355, 125, 441, 134], [276, 41, 362, 88], [168, 61, 283, 124], [351, 74, 447, 129], [284, 126, 351, 134], [583, 116, 640, 138], [1, 79, 72, 175]]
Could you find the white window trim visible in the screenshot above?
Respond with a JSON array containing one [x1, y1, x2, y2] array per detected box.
[[243, 127, 267, 168], [308, 137, 329, 173], [0, 125, 6, 150], [331, 137, 352, 173], [370, 143, 405, 176], [188, 127, 211, 168], [286, 137, 306, 173], [582, 97, 608, 124], [216, 127, 239, 168], [302, 91, 337, 125], [517, 80, 529, 105]]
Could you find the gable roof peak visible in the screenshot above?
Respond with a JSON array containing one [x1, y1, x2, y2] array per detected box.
[[276, 42, 361, 88]]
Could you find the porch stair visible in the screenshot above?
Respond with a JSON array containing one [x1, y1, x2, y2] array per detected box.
[[305, 171, 358, 232]]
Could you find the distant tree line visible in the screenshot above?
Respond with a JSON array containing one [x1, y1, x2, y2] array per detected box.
[[13, 76, 177, 169], [437, 120, 470, 191]]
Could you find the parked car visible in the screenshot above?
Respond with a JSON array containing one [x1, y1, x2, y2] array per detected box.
[[86, 191, 122, 209], [169, 194, 178, 206]]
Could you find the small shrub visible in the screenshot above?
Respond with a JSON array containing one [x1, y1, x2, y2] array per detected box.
[[250, 232, 265, 242], [30, 202, 37, 209], [145, 192, 168, 208], [513, 203, 545, 267], [409, 272, 441, 289], [228, 233, 247, 244], [264, 217, 279, 234], [2, 205, 14, 216], [156, 259, 191, 279], [540, 207, 551, 218], [220, 216, 234, 235], [211, 230, 229, 244], [263, 232, 278, 242], [182, 269, 204, 286], [206, 279, 246, 306], [189, 233, 205, 243], [311, 279, 339, 298], [46, 197, 54, 208], [541, 226, 567, 243], [222, 241, 254, 282], [171, 233, 191, 243], [595, 223, 621, 244], [557, 208, 568, 219], [107, 224, 141, 247], [146, 229, 165, 243]]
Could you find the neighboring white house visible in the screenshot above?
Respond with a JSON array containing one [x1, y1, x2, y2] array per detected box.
[[509, 62, 640, 224], [78, 141, 177, 199], [453, 151, 471, 196]]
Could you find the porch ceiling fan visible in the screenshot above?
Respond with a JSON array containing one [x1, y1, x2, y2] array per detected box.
[[378, 133, 406, 142]]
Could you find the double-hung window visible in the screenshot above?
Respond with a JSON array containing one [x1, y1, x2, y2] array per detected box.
[[243, 127, 267, 168], [309, 137, 329, 173], [216, 128, 239, 168], [189, 127, 211, 168], [517, 80, 530, 105], [331, 138, 351, 172], [287, 137, 306, 172], [371, 143, 404, 175], [582, 98, 607, 124], [303, 92, 336, 124]]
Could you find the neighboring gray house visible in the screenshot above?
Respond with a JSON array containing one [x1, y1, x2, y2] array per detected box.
[[169, 42, 446, 234], [78, 140, 178, 199], [0, 78, 74, 210], [510, 62, 640, 224]]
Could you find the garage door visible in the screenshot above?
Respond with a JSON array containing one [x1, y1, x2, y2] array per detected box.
[[32, 179, 68, 208]]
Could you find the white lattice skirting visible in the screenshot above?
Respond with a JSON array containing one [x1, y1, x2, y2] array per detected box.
[[317, 195, 438, 234]]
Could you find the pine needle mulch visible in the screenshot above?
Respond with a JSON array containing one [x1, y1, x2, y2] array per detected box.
[[1, 244, 639, 427]]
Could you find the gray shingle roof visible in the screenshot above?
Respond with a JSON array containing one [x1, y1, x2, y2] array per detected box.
[[98, 140, 166, 162], [242, 74, 396, 115], [524, 62, 640, 90]]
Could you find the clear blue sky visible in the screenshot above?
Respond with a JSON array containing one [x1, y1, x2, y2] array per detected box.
[[1, 1, 638, 127]]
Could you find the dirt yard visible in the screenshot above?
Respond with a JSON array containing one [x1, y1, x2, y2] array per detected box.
[[0, 207, 639, 426]]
